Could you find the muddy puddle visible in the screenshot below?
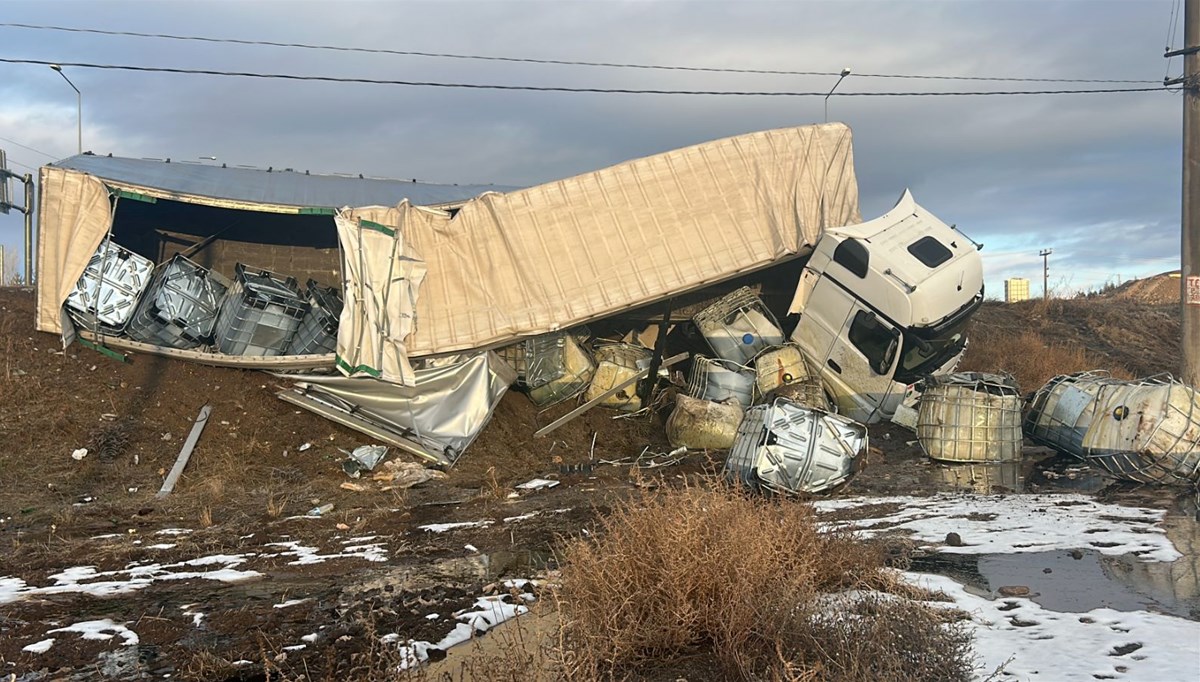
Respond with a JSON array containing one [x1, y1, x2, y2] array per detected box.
[[907, 488, 1200, 620]]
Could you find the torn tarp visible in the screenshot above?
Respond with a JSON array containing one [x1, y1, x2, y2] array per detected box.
[[279, 351, 515, 466]]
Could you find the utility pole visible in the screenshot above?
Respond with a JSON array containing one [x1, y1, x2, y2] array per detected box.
[[1039, 248, 1053, 301], [1168, 0, 1200, 387], [1, 244, 5, 287]]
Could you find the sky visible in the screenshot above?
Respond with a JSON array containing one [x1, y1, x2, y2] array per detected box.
[[0, 0, 1187, 297]]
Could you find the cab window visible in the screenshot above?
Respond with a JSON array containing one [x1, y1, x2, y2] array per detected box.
[[848, 310, 900, 375]]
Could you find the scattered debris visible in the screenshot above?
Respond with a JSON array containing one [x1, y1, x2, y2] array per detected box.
[[156, 404, 212, 499], [372, 460, 448, 489], [306, 503, 334, 517], [515, 478, 560, 491], [70, 448, 88, 461]]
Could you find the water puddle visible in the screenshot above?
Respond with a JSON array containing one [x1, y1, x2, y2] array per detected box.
[[913, 548, 1199, 619]]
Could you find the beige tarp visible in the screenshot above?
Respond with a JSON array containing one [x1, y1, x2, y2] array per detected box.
[[334, 210, 427, 385], [344, 123, 860, 364], [35, 167, 113, 334], [36, 123, 859, 383]]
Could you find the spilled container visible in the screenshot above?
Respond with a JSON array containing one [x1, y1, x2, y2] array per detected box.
[[724, 397, 866, 495], [692, 286, 784, 364], [688, 356, 754, 408]]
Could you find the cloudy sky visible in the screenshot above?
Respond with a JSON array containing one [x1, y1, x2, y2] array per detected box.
[[0, 0, 1186, 297]]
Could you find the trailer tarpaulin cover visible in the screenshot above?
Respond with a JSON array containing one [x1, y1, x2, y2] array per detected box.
[[36, 167, 113, 334], [342, 123, 859, 367], [285, 351, 516, 466], [334, 210, 427, 385]]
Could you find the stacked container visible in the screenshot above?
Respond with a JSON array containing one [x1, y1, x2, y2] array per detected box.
[[65, 238, 154, 333], [212, 264, 309, 356], [126, 255, 230, 349], [916, 372, 1023, 463], [286, 279, 344, 355], [692, 286, 785, 364]]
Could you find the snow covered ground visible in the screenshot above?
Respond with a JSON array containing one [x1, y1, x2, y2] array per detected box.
[[817, 494, 1199, 681]]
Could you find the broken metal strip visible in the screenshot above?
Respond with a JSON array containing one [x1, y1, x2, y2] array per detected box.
[[76, 328, 336, 369], [156, 404, 211, 499], [276, 390, 449, 466], [534, 352, 688, 437]]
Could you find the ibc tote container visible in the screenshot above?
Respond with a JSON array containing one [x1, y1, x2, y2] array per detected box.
[[286, 279, 344, 356], [1025, 371, 1123, 458], [586, 343, 652, 411], [126, 255, 229, 349], [1080, 376, 1200, 485], [692, 286, 785, 364], [688, 356, 754, 408], [212, 264, 309, 356], [916, 372, 1023, 463], [65, 238, 154, 332]]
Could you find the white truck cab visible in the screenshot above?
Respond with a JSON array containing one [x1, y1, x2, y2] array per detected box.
[[790, 190, 983, 423]]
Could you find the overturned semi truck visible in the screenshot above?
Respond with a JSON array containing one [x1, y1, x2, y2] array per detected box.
[[32, 122, 983, 464]]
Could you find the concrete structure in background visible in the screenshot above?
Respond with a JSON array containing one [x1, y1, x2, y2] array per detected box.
[[1004, 277, 1030, 303]]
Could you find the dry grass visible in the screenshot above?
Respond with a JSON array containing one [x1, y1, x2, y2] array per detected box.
[[961, 329, 1129, 394], [551, 482, 973, 681]]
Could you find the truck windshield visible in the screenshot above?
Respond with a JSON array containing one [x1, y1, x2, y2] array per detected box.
[[895, 321, 969, 384]]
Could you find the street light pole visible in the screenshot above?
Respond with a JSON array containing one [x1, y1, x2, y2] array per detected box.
[[824, 67, 852, 123], [50, 64, 81, 155]]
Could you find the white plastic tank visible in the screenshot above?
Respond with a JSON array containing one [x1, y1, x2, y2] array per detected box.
[[916, 372, 1023, 463], [688, 356, 755, 408]]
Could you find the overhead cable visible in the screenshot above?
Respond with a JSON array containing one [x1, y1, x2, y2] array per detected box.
[[0, 135, 58, 160], [0, 57, 1171, 97], [0, 22, 1161, 84]]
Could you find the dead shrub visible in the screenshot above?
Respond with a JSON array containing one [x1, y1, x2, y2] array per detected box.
[[961, 329, 1125, 393], [552, 482, 972, 681]]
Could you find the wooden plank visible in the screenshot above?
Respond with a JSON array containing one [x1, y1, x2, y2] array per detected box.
[[534, 352, 688, 438], [156, 404, 212, 499]]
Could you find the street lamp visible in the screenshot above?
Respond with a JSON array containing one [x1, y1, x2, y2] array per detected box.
[[824, 67, 852, 123], [49, 64, 82, 155]]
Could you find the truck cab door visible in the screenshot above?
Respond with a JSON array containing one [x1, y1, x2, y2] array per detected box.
[[792, 273, 902, 423]]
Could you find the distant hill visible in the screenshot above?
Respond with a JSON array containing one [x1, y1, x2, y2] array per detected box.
[[1109, 271, 1180, 305]]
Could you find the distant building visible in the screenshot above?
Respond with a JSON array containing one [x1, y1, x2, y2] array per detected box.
[[1004, 278, 1030, 303]]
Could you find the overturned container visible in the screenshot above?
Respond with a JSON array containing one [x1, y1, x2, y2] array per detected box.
[[933, 461, 1022, 494], [1078, 376, 1200, 485], [1025, 371, 1124, 458], [916, 372, 1023, 463], [586, 343, 652, 411], [692, 286, 785, 364], [688, 356, 754, 408], [65, 238, 154, 332], [497, 331, 595, 408], [724, 397, 866, 495], [212, 264, 309, 356], [126, 255, 230, 349], [287, 279, 344, 356], [665, 393, 744, 450]]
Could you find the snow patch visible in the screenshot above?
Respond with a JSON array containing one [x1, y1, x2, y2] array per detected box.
[[0, 554, 260, 605], [814, 494, 1179, 562], [904, 572, 1200, 681], [22, 638, 54, 654], [417, 520, 493, 533], [47, 619, 139, 646], [264, 540, 388, 565]]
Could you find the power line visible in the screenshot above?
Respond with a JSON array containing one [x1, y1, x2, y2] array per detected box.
[[0, 22, 1162, 85], [0, 57, 1172, 97], [0, 135, 58, 160]]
